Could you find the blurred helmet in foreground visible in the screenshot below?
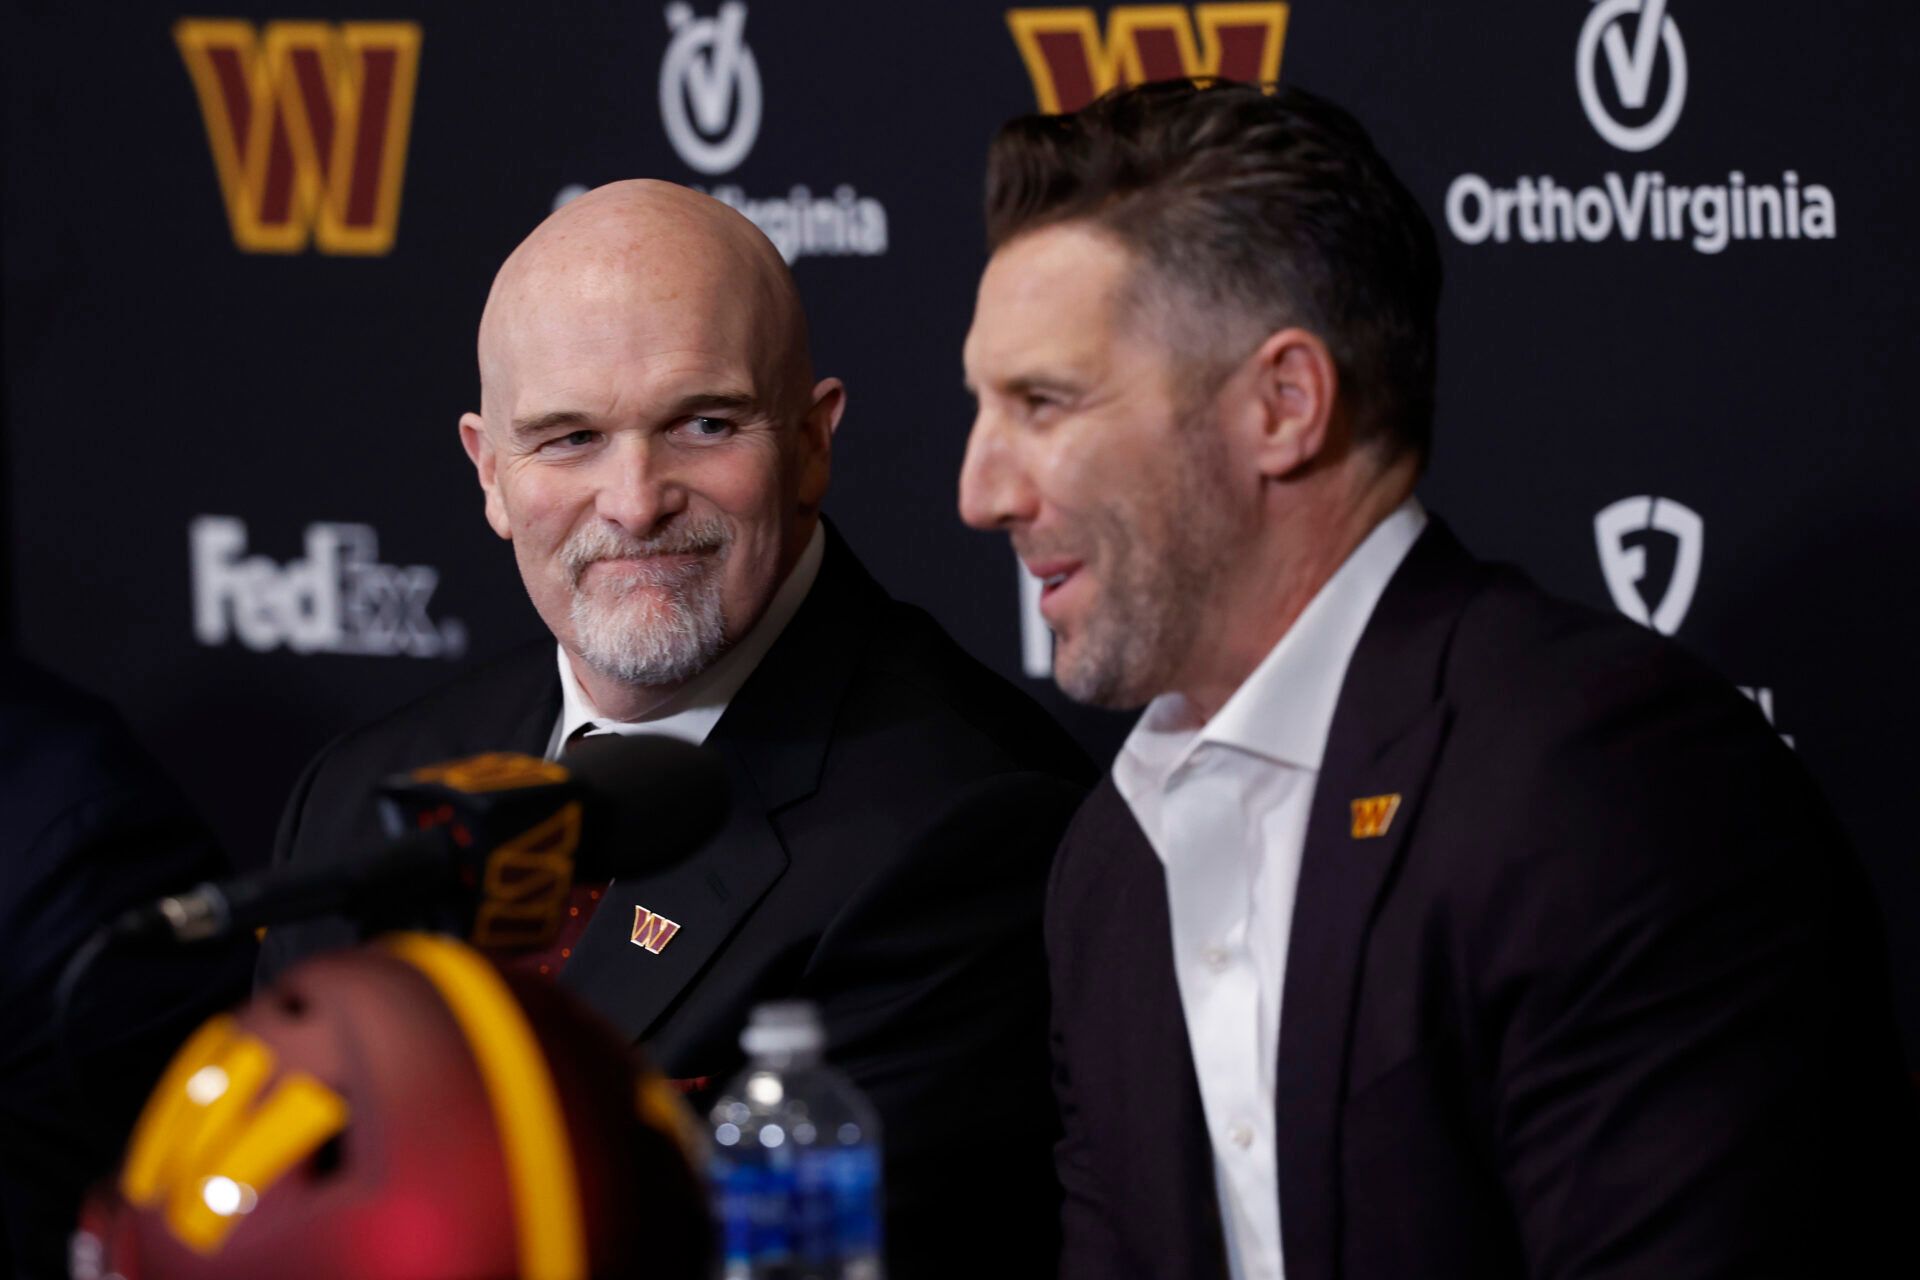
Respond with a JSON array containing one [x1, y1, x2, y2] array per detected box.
[[73, 933, 708, 1280]]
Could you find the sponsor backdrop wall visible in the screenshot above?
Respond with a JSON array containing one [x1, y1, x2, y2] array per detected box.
[[7, 2, 1918, 1059]]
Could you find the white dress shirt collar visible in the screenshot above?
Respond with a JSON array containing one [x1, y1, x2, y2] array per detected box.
[[547, 521, 826, 756]]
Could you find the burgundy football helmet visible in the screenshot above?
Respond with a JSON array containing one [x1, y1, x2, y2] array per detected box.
[[73, 934, 709, 1280]]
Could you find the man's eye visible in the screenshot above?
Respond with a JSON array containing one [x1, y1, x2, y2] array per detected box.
[[542, 429, 597, 451], [678, 416, 734, 439]]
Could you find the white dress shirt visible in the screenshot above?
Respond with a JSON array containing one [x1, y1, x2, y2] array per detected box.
[[1111, 498, 1426, 1280], [544, 522, 825, 757]]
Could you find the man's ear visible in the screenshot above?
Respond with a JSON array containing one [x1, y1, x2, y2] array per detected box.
[[458, 412, 513, 540], [1237, 327, 1339, 480], [796, 377, 845, 507]]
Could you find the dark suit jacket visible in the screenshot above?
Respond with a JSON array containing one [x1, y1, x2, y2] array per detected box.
[[1048, 521, 1917, 1279], [260, 528, 1095, 1275], [0, 658, 255, 1280]]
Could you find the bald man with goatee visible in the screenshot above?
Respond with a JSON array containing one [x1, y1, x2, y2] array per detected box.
[[263, 181, 1093, 1271]]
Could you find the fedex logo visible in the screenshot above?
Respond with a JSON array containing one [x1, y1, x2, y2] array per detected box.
[[190, 515, 466, 659]]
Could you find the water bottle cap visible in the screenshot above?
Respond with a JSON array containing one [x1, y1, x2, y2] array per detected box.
[[739, 1000, 824, 1056]]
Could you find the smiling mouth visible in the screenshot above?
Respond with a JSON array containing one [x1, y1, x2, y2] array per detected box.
[[575, 550, 716, 588], [1025, 559, 1083, 602], [592, 551, 707, 567]]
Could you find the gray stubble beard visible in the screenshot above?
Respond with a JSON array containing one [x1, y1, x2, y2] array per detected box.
[[563, 516, 733, 689]]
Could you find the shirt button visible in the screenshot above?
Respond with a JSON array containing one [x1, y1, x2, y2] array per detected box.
[[1228, 1121, 1255, 1149], [1200, 945, 1230, 973]]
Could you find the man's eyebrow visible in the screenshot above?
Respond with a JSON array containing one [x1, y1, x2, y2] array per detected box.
[[994, 374, 1083, 398], [666, 390, 760, 418]]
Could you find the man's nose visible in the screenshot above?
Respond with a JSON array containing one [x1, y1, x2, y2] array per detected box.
[[594, 434, 687, 534], [957, 410, 1035, 531]]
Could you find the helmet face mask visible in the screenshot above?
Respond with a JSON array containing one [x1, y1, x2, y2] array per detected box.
[[76, 935, 710, 1280]]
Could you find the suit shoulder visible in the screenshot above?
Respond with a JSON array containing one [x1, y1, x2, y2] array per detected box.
[[839, 597, 1096, 787], [278, 640, 556, 861], [1442, 564, 1759, 747], [0, 658, 195, 855], [1425, 563, 1833, 887], [305, 640, 555, 768]]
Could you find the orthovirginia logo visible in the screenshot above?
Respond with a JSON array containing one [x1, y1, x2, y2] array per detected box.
[[652, 2, 885, 262], [1576, 0, 1686, 153], [660, 2, 760, 175], [1594, 495, 1703, 636], [190, 516, 467, 658], [1007, 4, 1290, 113], [1446, 3, 1835, 254], [174, 20, 422, 255]]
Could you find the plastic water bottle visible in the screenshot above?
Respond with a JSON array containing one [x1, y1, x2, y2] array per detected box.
[[709, 1001, 884, 1279]]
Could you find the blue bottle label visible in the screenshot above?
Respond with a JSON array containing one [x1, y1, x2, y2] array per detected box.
[[797, 1145, 882, 1261], [714, 1153, 798, 1269]]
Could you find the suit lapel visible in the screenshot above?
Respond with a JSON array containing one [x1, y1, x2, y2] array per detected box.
[[1275, 521, 1479, 1280], [1084, 784, 1232, 1277], [561, 523, 880, 1041], [560, 746, 793, 1039]]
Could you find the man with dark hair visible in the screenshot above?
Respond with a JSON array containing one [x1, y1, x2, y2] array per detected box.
[[961, 80, 1914, 1279]]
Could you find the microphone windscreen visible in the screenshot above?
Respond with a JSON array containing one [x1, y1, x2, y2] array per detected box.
[[561, 733, 731, 876]]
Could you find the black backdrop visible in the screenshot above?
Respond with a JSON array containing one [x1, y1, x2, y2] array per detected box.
[[7, 0, 1917, 1063]]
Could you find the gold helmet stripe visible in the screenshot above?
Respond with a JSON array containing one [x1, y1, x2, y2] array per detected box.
[[385, 932, 587, 1280]]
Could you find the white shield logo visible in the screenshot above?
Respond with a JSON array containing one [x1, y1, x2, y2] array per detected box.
[[1576, 0, 1688, 153], [1594, 495, 1704, 635], [659, 2, 762, 175]]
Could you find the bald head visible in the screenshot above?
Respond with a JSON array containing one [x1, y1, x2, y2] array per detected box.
[[456, 179, 846, 720], [476, 180, 814, 426]]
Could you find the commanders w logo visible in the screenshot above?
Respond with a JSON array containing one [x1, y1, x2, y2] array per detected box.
[[1349, 793, 1402, 840], [631, 906, 683, 955], [1007, 4, 1290, 113], [120, 1015, 348, 1252], [174, 19, 422, 255]]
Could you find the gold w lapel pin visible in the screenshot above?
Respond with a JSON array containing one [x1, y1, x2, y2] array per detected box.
[[630, 906, 682, 954], [1350, 794, 1402, 839]]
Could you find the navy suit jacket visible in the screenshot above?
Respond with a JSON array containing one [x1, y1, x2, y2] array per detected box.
[[260, 528, 1095, 1275], [1047, 521, 1917, 1279], [0, 658, 255, 1280]]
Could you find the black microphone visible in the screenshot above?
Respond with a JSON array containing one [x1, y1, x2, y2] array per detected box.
[[110, 734, 730, 947]]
